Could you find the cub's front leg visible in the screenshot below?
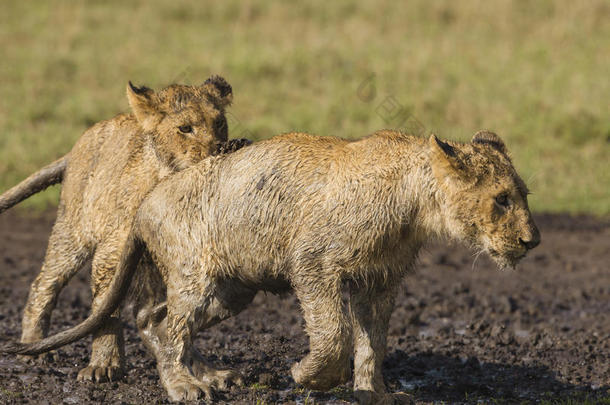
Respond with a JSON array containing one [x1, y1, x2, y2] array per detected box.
[[349, 283, 412, 405], [291, 272, 353, 390]]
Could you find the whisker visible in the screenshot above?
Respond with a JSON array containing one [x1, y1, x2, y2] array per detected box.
[[471, 249, 485, 271], [526, 171, 540, 187]]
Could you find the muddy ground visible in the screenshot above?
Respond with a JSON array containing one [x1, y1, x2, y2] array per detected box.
[[0, 210, 608, 404]]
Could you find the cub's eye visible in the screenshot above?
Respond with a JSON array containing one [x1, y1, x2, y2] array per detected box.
[[495, 193, 510, 208], [178, 125, 193, 134]]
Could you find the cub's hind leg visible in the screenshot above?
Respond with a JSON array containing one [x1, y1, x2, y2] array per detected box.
[[77, 235, 130, 383], [154, 277, 220, 402], [133, 266, 253, 394], [131, 252, 167, 361], [182, 278, 254, 389], [21, 211, 92, 347]]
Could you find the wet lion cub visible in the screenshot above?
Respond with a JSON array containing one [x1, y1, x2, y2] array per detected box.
[[8, 130, 540, 403], [0, 75, 250, 382]]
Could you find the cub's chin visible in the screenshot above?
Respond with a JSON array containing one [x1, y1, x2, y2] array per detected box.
[[488, 248, 527, 270]]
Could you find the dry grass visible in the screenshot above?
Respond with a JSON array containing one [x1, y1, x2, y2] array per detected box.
[[1, 0, 608, 215]]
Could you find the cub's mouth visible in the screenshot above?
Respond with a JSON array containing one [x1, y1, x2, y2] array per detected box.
[[487, 248, 527, 269]]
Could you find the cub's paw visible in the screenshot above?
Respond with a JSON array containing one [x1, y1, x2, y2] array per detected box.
[[214, 138, 252, 155], [202, 368, 243, 391], [167, 380, 214, 402], [77, 365, 124, 383], [164, 368, 215, 402], [191, 350, 243, 390], [291, 355, 351, 391]]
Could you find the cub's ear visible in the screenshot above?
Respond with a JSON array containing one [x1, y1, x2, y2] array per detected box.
[[126, 82, 160, 129], [472, 130, 506, 154], [428, 134, 469, 184], [202, 75, 233, 108]]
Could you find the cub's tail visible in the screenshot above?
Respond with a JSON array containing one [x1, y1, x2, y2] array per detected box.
[[2, 236, 143, 356], [0, 156, 68, 214], [214, 138, 252, 155]]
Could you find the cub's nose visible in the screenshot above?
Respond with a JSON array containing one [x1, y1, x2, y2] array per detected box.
[[519, 238, 539, 250], [519, 227, 541, 250]]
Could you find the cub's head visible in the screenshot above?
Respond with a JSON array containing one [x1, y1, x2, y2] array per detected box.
[[429, 131, 540, 268], [126, 75, 233, 170]]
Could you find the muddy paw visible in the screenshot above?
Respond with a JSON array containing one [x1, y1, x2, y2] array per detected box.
[[291, 355, 350, 390], [77, 365, 124, 383], [167, 381, 213, 402], [203, 368, 244, 391], [191, 351, 243, 390], [165, 375, 215, 402]]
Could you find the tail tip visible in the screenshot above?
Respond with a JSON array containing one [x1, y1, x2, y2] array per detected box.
[[2, 341, 30, 355]]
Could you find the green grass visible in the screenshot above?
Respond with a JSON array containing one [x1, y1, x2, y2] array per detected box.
[[1, 1, 608, 215], [539, 395, 610, 405], [249, 382, 270, 391]]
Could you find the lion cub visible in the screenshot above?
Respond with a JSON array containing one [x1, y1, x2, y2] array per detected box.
[[6, 130, 540, 403], [0, 76, 249, 382]]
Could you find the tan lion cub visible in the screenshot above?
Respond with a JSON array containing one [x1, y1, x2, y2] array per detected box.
[[0, 76, 250, 382], [7, 130, 540, 404]]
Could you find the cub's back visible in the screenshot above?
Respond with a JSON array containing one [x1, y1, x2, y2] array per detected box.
[[60, 113, 158, 237]]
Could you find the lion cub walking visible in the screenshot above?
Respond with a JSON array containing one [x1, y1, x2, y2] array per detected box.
[[7, 131, 540, 403], [0, 76, 248, 382]]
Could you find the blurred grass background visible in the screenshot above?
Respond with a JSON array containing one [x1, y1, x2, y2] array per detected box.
[[0, 0, 608, 215]]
